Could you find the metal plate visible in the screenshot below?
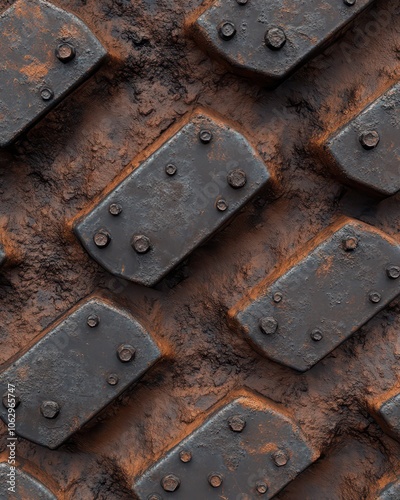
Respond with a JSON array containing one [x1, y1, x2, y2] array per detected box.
[[0, 463, 56, 500], [377, 480, 400, 500], [0, 0, 106, 147], [370, 390, 400, 444], [133, 392, 317, 500], [320, 82, 400, 197], [190, 0, 374, 87], [0, 297, 161, 449], [229, 218, 400, 372], [74, 111, 270, 286]]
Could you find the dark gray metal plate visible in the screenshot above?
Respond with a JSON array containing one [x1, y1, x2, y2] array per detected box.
[[133, 392, 317, 500], [0, 297, 161, 449], [0, 463, 56, 500], [0, 0, 106, 147], [191, 0, 374, 87], [74, 111, 270, 286], [229, 218, 400, 372], [321, 82, 400, 197], [370, 390, 400, 444]]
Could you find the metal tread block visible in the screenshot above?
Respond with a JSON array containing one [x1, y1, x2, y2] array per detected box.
[[228, 218, 400, 372], [0, 296, 161, 449], [376, 480, 400, 500], [190, 0, 374, 87], [370, 388, 400, 444], [0, 0, 107, 147], [319, 82, 400, 197], [74, 110, 271, 286], [133, 391, 318, 500], [0, 462, 57, 500]]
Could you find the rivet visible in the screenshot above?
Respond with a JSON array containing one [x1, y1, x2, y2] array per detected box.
[[40, 87, 54, 101], [55, 42, 76, 62], [199, 129, 213, 144], [386, 266, 400, 279], [93, 229, 111, 248], [259, 317, 278, 335], [369, 291, 381, 304], [208, 473, 223, 488], [87, 314, 99, 328], [218, 21, 236, 41], [131, 234, 151, 254], [2, 392, 20, 409], [342, 237, 358, 251], [359, 130, 380, 150], [165, 164, 177, 176], [344, 0, 356, 5], [310, 329, 323, 342], [256, 481, 268, 495], [272, 449, 289, 467], [40, 401, 60, 419], [216, 198, 229, 212], [227, 169, 247, 189], [265, 27, 286, 50], [228, 414, 246, 432], [179, 450, 192, 463], [107, 373, 119, 386], [117, 344, 136, 363], [109, 203, 122, 216], [161, 474, 180, 492], [273, 292, 283, 303], [237, 0, 248, 4], [147, 495, 162, 500]]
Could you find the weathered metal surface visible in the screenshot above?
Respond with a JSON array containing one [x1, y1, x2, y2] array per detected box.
[[0, 297, 161, 449], [0, 463, 56, 500], [190, 0, 374, 87], [370, 388, 400, 444], [133, 392, 317, 499], [74, 111, 270, 287], [0, 0, 106, 147], [229, 218, 400, 372], [319, 82, 400, 197], [377, 480, 400, 500]]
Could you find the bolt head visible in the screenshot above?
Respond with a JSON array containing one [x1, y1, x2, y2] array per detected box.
[[218, 21, 236, 41], [237, 0, 248, 4], [208, 473, 223, 488], [40, 87, 54, 101], [94, 229, 111, 248], [216, 198, 229, 212], [272, 449, 289, 467], [342, 237, 358, 251], [228, 414, 246, 432], [256, 481, 268, 494], [369, 291, 382, 304], [107, 373, 119, 386], [56, 42, 76, 62], [87, 314, 99, 328], [273, 292, 283, 303], [147, 495, 162, 500], [165, 164, 177, 176], [259, 317, 278, 335], [359, 130, 380, 150], [131, 234, 151, 254], [310, 329, 323, 342], [109, 203, 122, 216], [161, 474, 180, 492], [199, 129, 213, 143], [179, 450, 192, 463], [2, 392, 20, 409], [387, 266, 400, 279], [344, 0, 356, 5], [227, 169, 247, 189], [40, 400, 60, 419], [117, 344, 136, 363], [265, 27, 286, 50]]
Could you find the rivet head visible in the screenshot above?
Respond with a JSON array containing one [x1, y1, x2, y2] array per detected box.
[[179, 450, 192, 463], [94, 229, 111, 248], [117, 344, 136, 363], [87, 314, 100, 328], [107, 373, 119, 386], [342, 237, 358, 251], [265, 27, 286, 50], [161, 474, 180, 492], [387, 266, 400, 279], [218, 21, 236, 40], [147, 495, 162, 500], [344, 0, 356, 5], [216, 198, 229, 212], [131, 234, 151, 254], [369, 291, 381, 304], [40, 401, 60, 419], [40, 87, 54, 101], [272, 449, 289, 467], [228, 414, 246, 432], [2, 392, 20, 409], [256, 481, 268, 495], [109, 203, 122, 216], [199, 129, 213, 143], [227, 169, 247, 189], [259, 317, 278, 335], [273, 292, 283, 303], [310, 329, 323, 342], [359, 130, 380, 150], [56, 42, 76, 62], [237, 0, 248, 4], [208, 473, 223, 488], [165, 164, 177, 176]]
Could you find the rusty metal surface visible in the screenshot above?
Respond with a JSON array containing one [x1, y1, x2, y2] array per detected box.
[[74, 111, 270, 286], [370, 389, 400, 444], [0, 0, 106, 147], [0, 296, 161, 449], [133, 392, 317, 500], [377, 480, 400, 500], [191, 0, 375, 86], [319, 82, 400, 197], [0, 462, 56, 500], [229, 218, 400, 372]]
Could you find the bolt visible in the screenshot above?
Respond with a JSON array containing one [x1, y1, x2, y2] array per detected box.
[[265, 27, 286, 50], [199, 129, 213, 143], [273, 292, 283, 303], [256, 481, 268, 495], [179, 450, 192, 463], [342, 237, 358, 251], [161, 474, 180, 492], [40, 87, 54, 101], [344, 0, 356, 5], [216, 198, 229, 212], [117, 344, 136, 363], [228, 414, 246, 432], [55, 42, 76, 62], [218, 21, 236, 41], [272, 449, 289, 467], [40, 401, 60, 419], [359, 130, 380, 150], [107, 373, 119, 386], [87, 314, 99, 328], [2, 392, 20, 409], [109, 203, 122, 216], [165, 164, 177, 176], [93, 229, 111, 248], [147, 495, 162, 500], [259, 317, 278, 335], [310, 329, 323, 342], [131, 234, 151, 254], [369, 291, 381, 304], [237, 0, 248, 4], [208, 473, 223, 488], [227, 169, 247, 189], [387, 266, 400, 279]]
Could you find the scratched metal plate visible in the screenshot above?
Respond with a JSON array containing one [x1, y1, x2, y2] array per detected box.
[[74, 112, 270, 286], [229, 218, 400, 372], [0, 463, 56, 500], [133, 393, 317, 500], [0, 297, 161, 449], [321, 82, 400, 197], [191, 0, 374, 86], [0, 0, 106, 147]]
